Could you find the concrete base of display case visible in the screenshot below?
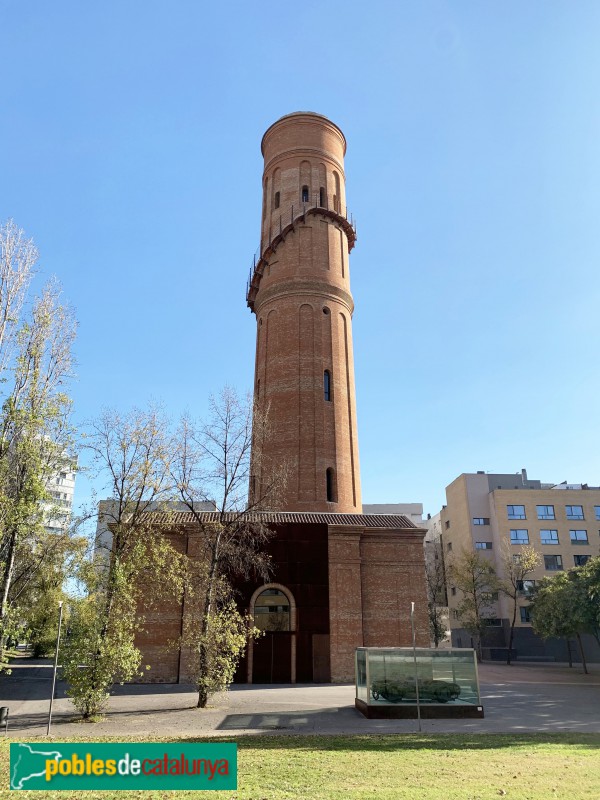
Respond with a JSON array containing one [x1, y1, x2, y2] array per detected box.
[[355, 698, 485, 719]]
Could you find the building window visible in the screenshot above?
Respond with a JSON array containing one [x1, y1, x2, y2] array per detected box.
[[517, 580, 536, 594], [507, 505, 526, 520], [326, 468, 336, 502], [452, 609, 459, 619], [536, 505, 555, 520], [253, 588, 291, 632], [520, 607, 531, 624], [475, 542, 492, 550], [473, 518, 490, 525], [447, 541, 452, 552], [574, 554, 591, 567], [540, 529, 559, 545], [595, 506, 600, 521], [445, 520, 450, 529], [544, 554, 563, 571], [510, 529, 529, 545], [570, 529, 588, 544], [319, 187, 325, 207], [451, 587, 456, 596], [324, 370, 331, 401], [301, 185, 309, 203], [566, 505, 584, 520]]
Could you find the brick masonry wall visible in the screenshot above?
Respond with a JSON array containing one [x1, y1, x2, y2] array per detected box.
[[328, 525, 429, 682], [134, 520, 429, 685], [251, 113, 361, 513]]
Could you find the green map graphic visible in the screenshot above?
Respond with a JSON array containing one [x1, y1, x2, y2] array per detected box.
[[11, 743, 63, 790]]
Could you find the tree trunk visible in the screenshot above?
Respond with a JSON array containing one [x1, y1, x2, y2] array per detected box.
[[566, 637, 573, 668], [196, 526, 222, 709], [576, 633, 588, 675], [0, 528, 18, 655], [507, 600, 517, 665]]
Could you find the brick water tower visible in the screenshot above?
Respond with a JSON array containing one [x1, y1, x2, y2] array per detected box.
[[247, 112, 362, 513]]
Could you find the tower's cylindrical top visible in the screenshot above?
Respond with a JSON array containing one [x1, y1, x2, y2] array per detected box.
[[261, 111, 346, 169]]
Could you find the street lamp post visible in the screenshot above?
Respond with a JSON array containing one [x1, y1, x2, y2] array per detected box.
[[46, 601, 64, 736], [410, 601, 422, 732]]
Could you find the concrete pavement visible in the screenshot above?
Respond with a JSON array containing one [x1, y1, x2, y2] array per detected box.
[[1, 658, 599, 738]]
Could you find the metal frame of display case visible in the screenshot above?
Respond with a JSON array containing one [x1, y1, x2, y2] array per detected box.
[[355, 647, 485, 719]]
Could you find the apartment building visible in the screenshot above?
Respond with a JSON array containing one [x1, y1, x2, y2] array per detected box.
[[44, 461, 77, 534], [440, 469, 600, 662]]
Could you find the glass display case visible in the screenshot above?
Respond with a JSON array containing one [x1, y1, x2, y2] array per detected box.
[[355, 647, 484, 718]]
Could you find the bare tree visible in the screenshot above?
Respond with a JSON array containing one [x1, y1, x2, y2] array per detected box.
[[497, 543, 540, 665], [448, 548, 498, 661], [424, 538, 448, 647], [169, 387, 287, 708]]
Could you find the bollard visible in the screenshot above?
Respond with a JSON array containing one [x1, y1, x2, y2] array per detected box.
[[0, 707, 8, 734]]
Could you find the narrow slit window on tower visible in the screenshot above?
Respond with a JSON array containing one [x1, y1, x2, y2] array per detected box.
[[324, 370, 331, 401], [274, 191, 280, 209], [301, 185, 309, 203], [319, 187, 325, 207], [262, 179, 268, 220], [326, 468, 336, 503]]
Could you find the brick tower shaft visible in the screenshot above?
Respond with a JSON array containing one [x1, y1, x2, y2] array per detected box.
[[247, 112, 361, 513]]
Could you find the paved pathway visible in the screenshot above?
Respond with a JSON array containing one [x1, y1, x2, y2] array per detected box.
[[1, 659, 599, 738]]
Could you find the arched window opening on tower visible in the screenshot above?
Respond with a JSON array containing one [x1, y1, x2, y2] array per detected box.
[[326, 468, 337, 503], [333, 171, 341, 212], [324, 370, 331, 401], [301, 185, 309, 203], [319, 187, 325, 207], [274, 191, 280, 209]]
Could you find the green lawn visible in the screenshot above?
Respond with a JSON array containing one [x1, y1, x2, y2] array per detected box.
[[1, 733, 599, 799]]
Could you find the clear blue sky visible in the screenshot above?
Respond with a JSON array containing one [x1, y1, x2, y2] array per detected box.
[[2, 1, 599, 515]]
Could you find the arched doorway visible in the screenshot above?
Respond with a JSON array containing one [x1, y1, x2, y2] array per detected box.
[[248, 583, 296, 684]]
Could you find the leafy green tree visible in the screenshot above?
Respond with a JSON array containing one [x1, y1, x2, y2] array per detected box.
[[498, 544, 540, 665], [578, 556, 600, 647], [61, 407, 185, 718], [183, 589, 260, 702], [448, 548, 498, 661], [19, 531, 86, 657], [0, 221, 77, 669], [529, 566, 598, 674]]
